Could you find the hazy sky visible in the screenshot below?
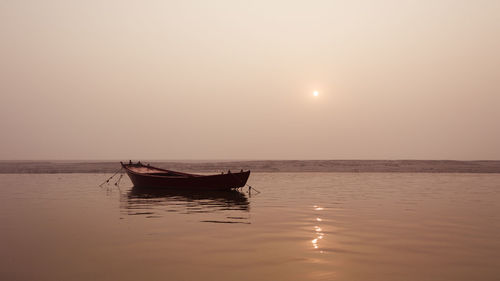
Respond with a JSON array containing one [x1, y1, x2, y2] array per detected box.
[[1, 0, 499, 160]]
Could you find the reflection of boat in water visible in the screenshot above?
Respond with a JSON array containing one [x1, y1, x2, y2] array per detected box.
[[123, 186, 250, 216], [121, 161, 250, 190]]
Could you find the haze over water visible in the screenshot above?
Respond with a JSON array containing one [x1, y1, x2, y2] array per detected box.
[[1, 0, 499, 160], [2, 173, 499, 281]]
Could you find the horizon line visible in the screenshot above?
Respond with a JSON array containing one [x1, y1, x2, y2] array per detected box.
[[1, 159, 499, 162]]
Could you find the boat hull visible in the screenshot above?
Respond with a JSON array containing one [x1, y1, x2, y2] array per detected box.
[[122, 163, 250, 190]]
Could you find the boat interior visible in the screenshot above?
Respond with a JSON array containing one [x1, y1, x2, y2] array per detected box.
[[146, 172, 192, 177], [124, 163, 197, 177]]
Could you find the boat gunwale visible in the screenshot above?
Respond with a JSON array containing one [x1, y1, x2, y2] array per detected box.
[[121, 163, 250, 180]]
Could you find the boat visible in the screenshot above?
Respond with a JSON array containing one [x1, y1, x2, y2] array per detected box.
[[121, 161, 251, 190]]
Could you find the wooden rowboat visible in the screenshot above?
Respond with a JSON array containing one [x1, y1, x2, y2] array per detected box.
[[121, 161, 251, 190]]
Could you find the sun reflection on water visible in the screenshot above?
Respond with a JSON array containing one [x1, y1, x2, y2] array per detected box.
[[311, 206, 325, 252]]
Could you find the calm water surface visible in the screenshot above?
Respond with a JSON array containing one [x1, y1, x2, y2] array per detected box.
[[1, 173, 500, 281]]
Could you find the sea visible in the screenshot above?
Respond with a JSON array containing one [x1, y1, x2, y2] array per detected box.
[[1, 172, 500, 281]]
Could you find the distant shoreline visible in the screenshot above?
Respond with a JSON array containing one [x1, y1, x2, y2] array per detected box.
[[0, 160, 499, 174]]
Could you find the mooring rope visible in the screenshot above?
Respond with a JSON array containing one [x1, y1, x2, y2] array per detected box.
[[249, 185, 261, 194], [99, 167, 123, 187], [114, 174, 123, 186], [229, 172, 260, 194]]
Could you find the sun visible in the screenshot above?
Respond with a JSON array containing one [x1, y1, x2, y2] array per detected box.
[[313, 91, 319, 97]]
